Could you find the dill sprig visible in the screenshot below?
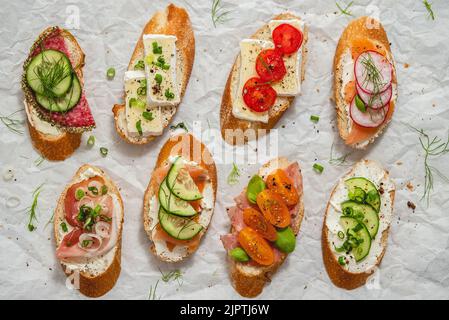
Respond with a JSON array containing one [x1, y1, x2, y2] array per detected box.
[[328, 143, 352, 166], [423, 0, 435, 20], [336, 1, 354, 16], [159, 268, 183, 286], [211, 0, 232, 27], [148, 280, 160, 300], [227, 162, 240, 185], [34, 156, 45, 167], [25, 184, 44, 231], [410, 126, 449, 206], [0, 110, 24, 135], [33, 53, 72, 99]]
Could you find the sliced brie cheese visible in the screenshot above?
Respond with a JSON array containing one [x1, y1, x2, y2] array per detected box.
[[268, 19, 304, 96], [142, 34, 179, 107], [124, 71, 163, 137], [232, 39, 274, 123]]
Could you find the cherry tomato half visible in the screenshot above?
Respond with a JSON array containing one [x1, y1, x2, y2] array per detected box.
[[238, 227, 275, 266], [255, 49, 287, 82], [256, 189, 291, 228], [272, 23, 303, 55], [266, 169, 299, 207], [242, 77, 277, 112], [243, 208, 277, 241]]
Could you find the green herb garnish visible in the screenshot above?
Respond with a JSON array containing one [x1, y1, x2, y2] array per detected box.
[[165, 89, 175, 100], [106, 67, 115, 80], [134, 60, 145, 70], [148, 280, 160, 300], [81, 240, 92, 248], [355, 95, 366, 112], [227, 163, 241, 185], [211, 0, 232, 27], [101, 185, 108, 195], [88, 186, 99, 196], [87, 135, 95, 147], [329, 143, 352, 166], [159, 268, 183, 286], [155, 74, 163, 85], [34, 156, 45, 167], [335, 1, 354, 16], [0, 110, 24, 135], [338, 256, 347, 265], [338, 231, 345, 239], [137, 86, 146, 96], [310, 115, 320, 123], [100, 147, 108, 157], [142, 111, 154, 121], [129, 98, 146, 109], [313, 163, 324, 174], [153, 56, 170, 70], [26, 184, 44, 232], [34, 52, 72, 98], [75, 188, 85, 200], [60, 222, 68, 233], [170, 122, 188, 132], [136, 120, 143, 136], [152, 42, 162, 54], [423, 0, 435, 20]]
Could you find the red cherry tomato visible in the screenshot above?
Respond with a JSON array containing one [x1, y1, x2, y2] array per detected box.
[[255, 49, 287, 82], [242, 77, 277, 112], [272, 23, 303, 55]]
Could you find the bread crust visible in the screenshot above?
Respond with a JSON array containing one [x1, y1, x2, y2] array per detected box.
[[229, 157, 304, 297], [321, 159, 395, 290], [54, 164, 124, 297], [334, 17, 397, 149], [220, 13, 308, 145], [142, 133, 217, 262], [113, 4, 195, 145], [23, 27, 86, 160]]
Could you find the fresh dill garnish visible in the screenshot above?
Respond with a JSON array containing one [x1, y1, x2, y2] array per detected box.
[[211, 0, 232, 27], [423, 0, 435, 20], [44, 211, 55, 230], [329, 143, 352, 166], [0, 110, 24, 135], [34, 156, 45, 167], [148, 280, 160, 300], [170, 122, 188, 132], [25, 184, 44, 231], [33, 53, 72, 99], [409, 126, 449, 206], [227, 163, 240, 185], [159, 268, 183, 286], [336, 1, 354, 16]]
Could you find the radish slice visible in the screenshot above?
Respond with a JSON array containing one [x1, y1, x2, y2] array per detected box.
[[356, 82, 392, 110], [78, 233, 103, 252], [355, 51, 392, 94], [350, 97, 389, 128]]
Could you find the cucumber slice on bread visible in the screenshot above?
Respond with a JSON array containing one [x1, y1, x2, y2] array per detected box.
[[158, 207, 203, 240], [166, 157, 203, 201]]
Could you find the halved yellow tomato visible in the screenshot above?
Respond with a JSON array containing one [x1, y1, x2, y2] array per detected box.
[[238, 227, 274, 266], [266, 169, 299, 207], [243, 208, 277, 242], [256, 189, 291, 228]]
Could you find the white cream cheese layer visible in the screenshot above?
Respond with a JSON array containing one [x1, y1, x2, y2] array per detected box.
[[326, 161, 395, 273], [268, 19, 304, 96], [142, 34, 179, 107], [232, 39, 274, 123], [24, 100, 62, 136]]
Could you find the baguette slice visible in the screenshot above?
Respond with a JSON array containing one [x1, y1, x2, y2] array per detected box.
[[113, 4, 195, 145], [22, 27, 86, 161], [220, 13, 308, 145], [143, 133, 217, 262], [334, 17, 398, 149], [228, 157, 304, 297], [54, 165, 124, 297], [322, 159, 395, 290]]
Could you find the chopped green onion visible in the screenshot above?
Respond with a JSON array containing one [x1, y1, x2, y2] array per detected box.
[[142, 111, 154, 121], [129, 98, 146, 109], [106, 67, 116, 80], [355, 95, 366, 113], [87, 135, 95, 147], [338, 256, 346, 266], [165, 89, 175, 100], [152, 41, 162, 54], [227, 163, 241, 186], [93, 204, 102, 216], [100, 147, 108, 157], [155, 74, 163, 85], [60, 222, 68, 233], [137, 86, 146, 96], [81, 240, 92, 248], [310, 115, 320, 123], [101, 185, 108, 195], [88, 186, 99, 196], [337, 231, 345, 239], [313, 163, 324, 174], [136, 120, 143, 136], [75, 189, 85, 200], [134, 60, 145, 70]]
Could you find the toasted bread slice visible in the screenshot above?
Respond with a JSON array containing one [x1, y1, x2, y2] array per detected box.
[[228, 157, 304, 297], [220, 13, 308, 145], [334, 17, 398, 149], [143, 133, 217, 262], [54, 165, 124, 297], [322, 159, 395, 290], [113, 4, 195, 145], [22, 27, 86, 161]]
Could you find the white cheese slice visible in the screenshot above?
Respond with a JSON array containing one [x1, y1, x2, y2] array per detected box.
[[232, 39, 274, 123], [124, 71, 163, 137], [142, 34, 179, 107], [268, 19, 304, 96]]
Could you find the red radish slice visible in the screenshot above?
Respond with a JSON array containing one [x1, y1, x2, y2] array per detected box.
[[356, 82, 392, 110], [350, 96, 389, 128], [355, 51, 392, 94]]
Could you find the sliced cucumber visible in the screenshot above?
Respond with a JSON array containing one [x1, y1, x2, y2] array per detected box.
[[345, 177, 381, 212], [341, 201, 379, 238], [339, 216, 371, 262], [35, 75, 81, 112], [26, 49, 73, 97], [166, 157, 203, 201], [158, 207, 203, 240], [158, 178, 197, 217]]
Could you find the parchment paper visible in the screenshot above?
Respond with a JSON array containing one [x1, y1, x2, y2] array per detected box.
[[1, 0, 449, 300]]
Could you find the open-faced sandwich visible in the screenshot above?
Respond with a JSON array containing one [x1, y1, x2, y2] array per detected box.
[[322, 159, 395, 290], [113, 4, 195, 145], [143, 133, 217, 262], [22, 27, 95, 161], [220, 158, 304, 297], [54, 165, 124, 297], [220, 13, 308, 145], [334, 17, 397, 149]]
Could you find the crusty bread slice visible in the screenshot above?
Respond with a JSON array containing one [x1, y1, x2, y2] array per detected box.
[[321, 159, 395, 290], [22, 27, 85, 161], [113, 4, 195, 145], [54, 164, 124, 298], [228, 157, 304, 298], [143, 133, 217, 262], [334, 17, 397, 149], [220, 13, 308, 145]]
